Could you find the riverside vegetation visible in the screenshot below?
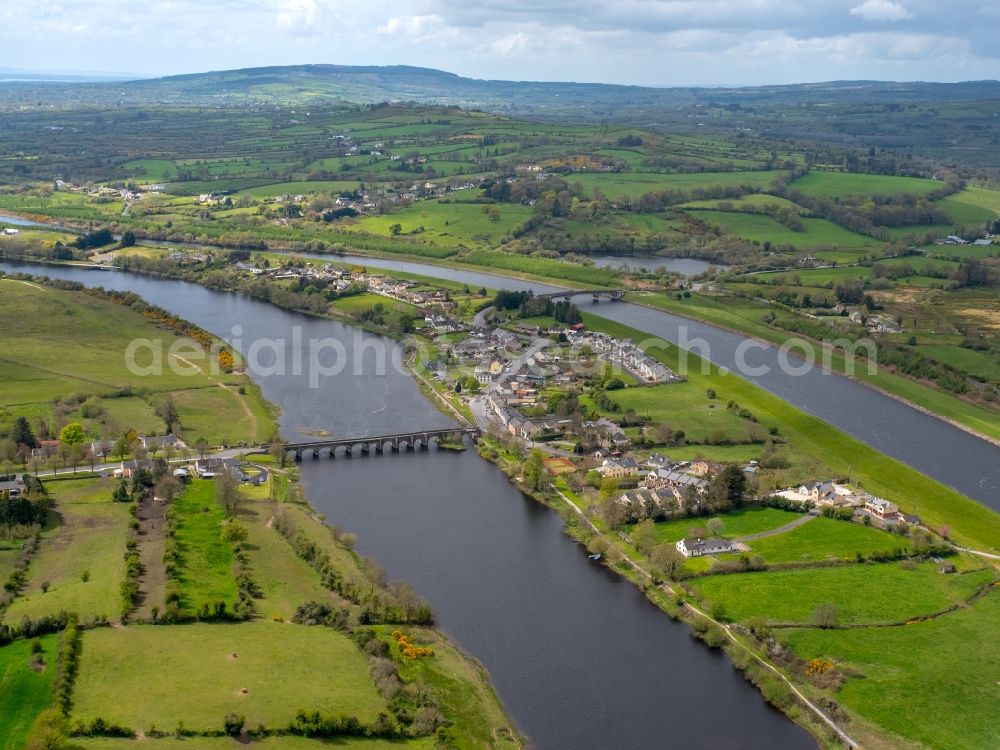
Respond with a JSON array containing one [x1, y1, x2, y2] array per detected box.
[[0, 282, 521, 750]]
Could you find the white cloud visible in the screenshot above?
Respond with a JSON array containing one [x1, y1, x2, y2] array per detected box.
[[850, 0, 912, 22], [276, 0, 319, 33]]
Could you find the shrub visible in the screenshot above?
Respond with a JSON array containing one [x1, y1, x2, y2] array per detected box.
[[223, 713, 245, 737]]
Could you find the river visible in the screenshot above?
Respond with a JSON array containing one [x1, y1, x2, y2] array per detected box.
[[278, 254, 1000, 511], [0, 260, 815, 749], [589, 255, 726, 276]]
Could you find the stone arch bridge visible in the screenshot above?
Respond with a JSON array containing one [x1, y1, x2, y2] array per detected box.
[[283, 427, 480, 460]]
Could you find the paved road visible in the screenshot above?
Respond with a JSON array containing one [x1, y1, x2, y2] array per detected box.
[[28, 447, 256, 478]]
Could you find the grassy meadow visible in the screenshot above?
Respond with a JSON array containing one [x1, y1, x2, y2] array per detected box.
[[694, 560, 994, 625], [0, 634, 58, 750], [72, 622, 386, 732], [0, 279, 276, 449], [170, 479, 238, 616]]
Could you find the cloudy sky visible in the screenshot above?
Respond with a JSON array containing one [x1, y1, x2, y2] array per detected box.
[[2, 0, 996, 85]]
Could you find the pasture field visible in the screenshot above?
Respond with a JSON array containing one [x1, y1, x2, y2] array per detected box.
[[347, 198, 534, 246], [0, 280, 276, 447], [693, 560, 995, 625], [915, 343, 1000, 383], [77, 739, 436, 750], [329, 292, 419, 319], [679, 193, 808, 213], [586, 382, 752, 444], [571, 169, 787, 200], [170, 479, 237, 616], [788, 171, 944, 198], [243, 180, 364, 198], [72, 622, 387, 732], [745, 517, 907, 563], [236, 499, 338, 621], [3, 477, 128, 625], [120, 159, 178, 182], [625, 507, 803, 546], [0, 634, 58, 750], [784, 590, 1000, 750], [684, 210, 878, 249]]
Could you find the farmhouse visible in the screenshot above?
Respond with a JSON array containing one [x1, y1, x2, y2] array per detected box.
[[864, 497, 902, 522], [676, 537, 741, 558]]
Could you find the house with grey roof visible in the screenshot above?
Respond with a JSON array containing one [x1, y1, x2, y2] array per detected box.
[[676, 537, 741, 558]]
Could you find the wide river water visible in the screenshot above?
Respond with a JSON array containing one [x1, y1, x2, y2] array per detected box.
[[302, 252, 1000, 510], [6, 248, 1000, 746], [0, 259, 817, 749]]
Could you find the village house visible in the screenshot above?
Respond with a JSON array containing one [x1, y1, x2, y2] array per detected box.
[[114, 459, 154, 480], [90, 439, 116, 459], [643, 454, 673, 470], [31, 440, 61, 460], [0, 476, 26, 499], [598, 457, 640, 479], [676, 537, 741, 558], [195, 457, 247, 480], [140, 434, 186, 453], [863, 496, 902, 523], [644, 468, 708, 497], [688, 459, 721, 478], [586, 417, 630, 450]]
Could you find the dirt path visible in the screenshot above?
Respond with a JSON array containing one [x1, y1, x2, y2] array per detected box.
[[734, 513, 817, 543], [169, 353, 259, 440], [133, 493, 167, 619]]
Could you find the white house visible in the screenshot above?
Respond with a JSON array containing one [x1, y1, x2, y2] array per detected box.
[[676, 537, 740, 558]]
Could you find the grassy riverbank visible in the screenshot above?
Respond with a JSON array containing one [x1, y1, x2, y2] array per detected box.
[[583, 311, 1000, 553], [0, 277, 277, 450], [627, 290, 1000, 444], [0, 466, 522, 749], [482, 437, 998, 750]]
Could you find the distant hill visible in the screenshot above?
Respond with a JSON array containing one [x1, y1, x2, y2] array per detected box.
[[3, 64, 1000, 114]]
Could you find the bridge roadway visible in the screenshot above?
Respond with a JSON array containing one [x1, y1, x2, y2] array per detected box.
[[285, 427, 480, 459], [536, 289, 626, 301]]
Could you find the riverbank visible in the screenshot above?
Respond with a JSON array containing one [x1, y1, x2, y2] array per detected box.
[[474, 436, 846, 749], [475, 429, 1000, 750], [627, 291, 1000, 446]]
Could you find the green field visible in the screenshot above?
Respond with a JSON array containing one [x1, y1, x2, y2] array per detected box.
[[3, 478, 128, 625], [77, 739, 436, 750], [785, 590, 1000, 750], [347, 198, 535, 246], [121, 159, 178, 182], [746, 517, 907, 563], [694, 561, 995, 625], [593, 381, 756, 444], [915, 343, 1000, 384], [685, 210, 877, 249], [572, 170, 787, 200], [788, 171, 944, 198], [626, 507, 802, 546], [170, 479, 238, 615], [244, 180, 364, 198], [0, 635, 57, 750], [238, 500, 337, 621], [72, 622, 386, 732], [0, 280, 276, 448]]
